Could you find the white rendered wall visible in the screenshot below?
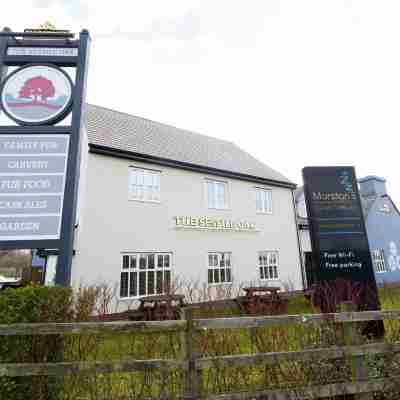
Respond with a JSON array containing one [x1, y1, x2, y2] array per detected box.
[[71, 153, 303, 309]]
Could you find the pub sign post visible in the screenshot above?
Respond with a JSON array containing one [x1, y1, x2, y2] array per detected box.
[[302, 166, 380, 312], [0, 28, 90, 286]]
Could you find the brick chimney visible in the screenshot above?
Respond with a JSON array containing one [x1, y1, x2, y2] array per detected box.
[[358, 176, 387, 196]]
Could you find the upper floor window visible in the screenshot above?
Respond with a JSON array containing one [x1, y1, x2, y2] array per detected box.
[[207, 180, 228, 209], [256, 188, 272, 214], [129, 167, 160, 202], [372, 249, 386, 273]]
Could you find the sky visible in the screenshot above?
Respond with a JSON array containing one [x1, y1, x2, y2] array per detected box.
[[2, 0, 400, 202]]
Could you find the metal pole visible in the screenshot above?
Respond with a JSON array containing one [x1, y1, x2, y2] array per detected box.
[[0, 27, 11, 118], [55, 30, 90, 286]]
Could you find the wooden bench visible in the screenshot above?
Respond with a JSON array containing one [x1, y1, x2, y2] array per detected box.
[[130, 294, 186, 321]]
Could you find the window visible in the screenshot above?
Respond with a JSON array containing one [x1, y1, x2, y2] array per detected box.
[[372, 249, 386, 273], [256, 188, 272, 214], [120, 253, 171, 298], [207, 180, 228, 209], [129, 168, 160, 202], [259, 251, 279, 280], [297, 194, 308, 218], [380, 204, 391, 213], [208, 252, 232, 284]]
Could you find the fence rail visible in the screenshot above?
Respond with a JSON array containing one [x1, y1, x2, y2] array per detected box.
[[2, 306, 400, 399], [1, 309, 399, 336], [0, 319, 186, 336]]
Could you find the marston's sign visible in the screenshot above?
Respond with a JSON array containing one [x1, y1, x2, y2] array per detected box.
[[175, 216, 258, 232], [302, 166, 380, 310], [0, 134, 69, 241], [0, 64, 73, 125]]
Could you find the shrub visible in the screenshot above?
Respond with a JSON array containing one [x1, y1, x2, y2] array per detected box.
[[0, 285, 74, 400]]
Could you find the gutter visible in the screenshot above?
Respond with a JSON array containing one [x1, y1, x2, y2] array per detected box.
[[88, 144, 297, 190]]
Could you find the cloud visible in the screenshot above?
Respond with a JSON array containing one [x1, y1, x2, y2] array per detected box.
[[32, 0, 91, 20], [97, 0, 280, 41], [32, 0, 53, 7], [151, 37, 208, 64], [95, 10, 201, 41], [93, 0, 280, 63], [63, 0, 91, 19]]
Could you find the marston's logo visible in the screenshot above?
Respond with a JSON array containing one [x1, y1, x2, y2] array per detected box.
[[312, 192, 356, 201], [312, 170, 357, 202], [0, 64, 73, 125]]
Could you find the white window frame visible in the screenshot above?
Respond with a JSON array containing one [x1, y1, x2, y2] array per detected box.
[[297, 194, 308, 218], [207, 252, 233, 285], [258, 251, 279, 280], [205, 179, 230, 210], [128, 167, 161, 203], [255, 187, 273, 214], [120, 252, 172, 299], [372, 249, 386, 273]]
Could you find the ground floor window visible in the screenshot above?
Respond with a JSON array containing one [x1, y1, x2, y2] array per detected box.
[[120, 253, 171, 299], [208, 252, 232, 284], [372, 249, 386, 273], [259, 251, 279, 280]]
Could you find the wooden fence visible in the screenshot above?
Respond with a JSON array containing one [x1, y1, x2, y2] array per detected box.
[[1, 306, 400, 399]]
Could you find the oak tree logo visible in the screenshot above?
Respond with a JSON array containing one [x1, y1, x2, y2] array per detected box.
[[18, 76, 56, 105], [0, 64, 73, 125]]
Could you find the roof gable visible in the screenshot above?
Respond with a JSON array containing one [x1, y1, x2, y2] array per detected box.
[[84, 104, 294, 187], [369, 195, 400, 218]]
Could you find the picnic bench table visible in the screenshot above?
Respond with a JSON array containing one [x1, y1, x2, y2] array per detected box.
[[238, 286, 287, 315], [243, 286, 281, 299], [130, 294, 186, 321]]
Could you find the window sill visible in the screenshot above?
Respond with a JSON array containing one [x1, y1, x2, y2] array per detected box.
[[119, 295, 162, 301], [207, 282, 233, 286], [119, 297, 140, 301], [207, 207, 231, 211], [128, 198, 161, 204], [259, 278, 280, 281], [256, 211, 273, 215]]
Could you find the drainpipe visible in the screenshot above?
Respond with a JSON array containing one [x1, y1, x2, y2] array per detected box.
[[291, 189, 306, 290]]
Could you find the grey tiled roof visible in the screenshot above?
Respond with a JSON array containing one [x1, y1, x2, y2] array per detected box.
[[84, 104, 294, 186]]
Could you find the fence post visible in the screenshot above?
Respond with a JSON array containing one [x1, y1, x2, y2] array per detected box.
[[340, 302, 373, 400], [182, 307, 203, 399]]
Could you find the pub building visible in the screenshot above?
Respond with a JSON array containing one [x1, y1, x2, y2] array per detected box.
[[33, 104, 304, 307]]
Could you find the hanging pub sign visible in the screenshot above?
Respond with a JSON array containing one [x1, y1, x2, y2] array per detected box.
[[0, 64, 73, 125], [0, 134, 69, 240], [0, 27, 90, 286], [302, 166, 380, 312]]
